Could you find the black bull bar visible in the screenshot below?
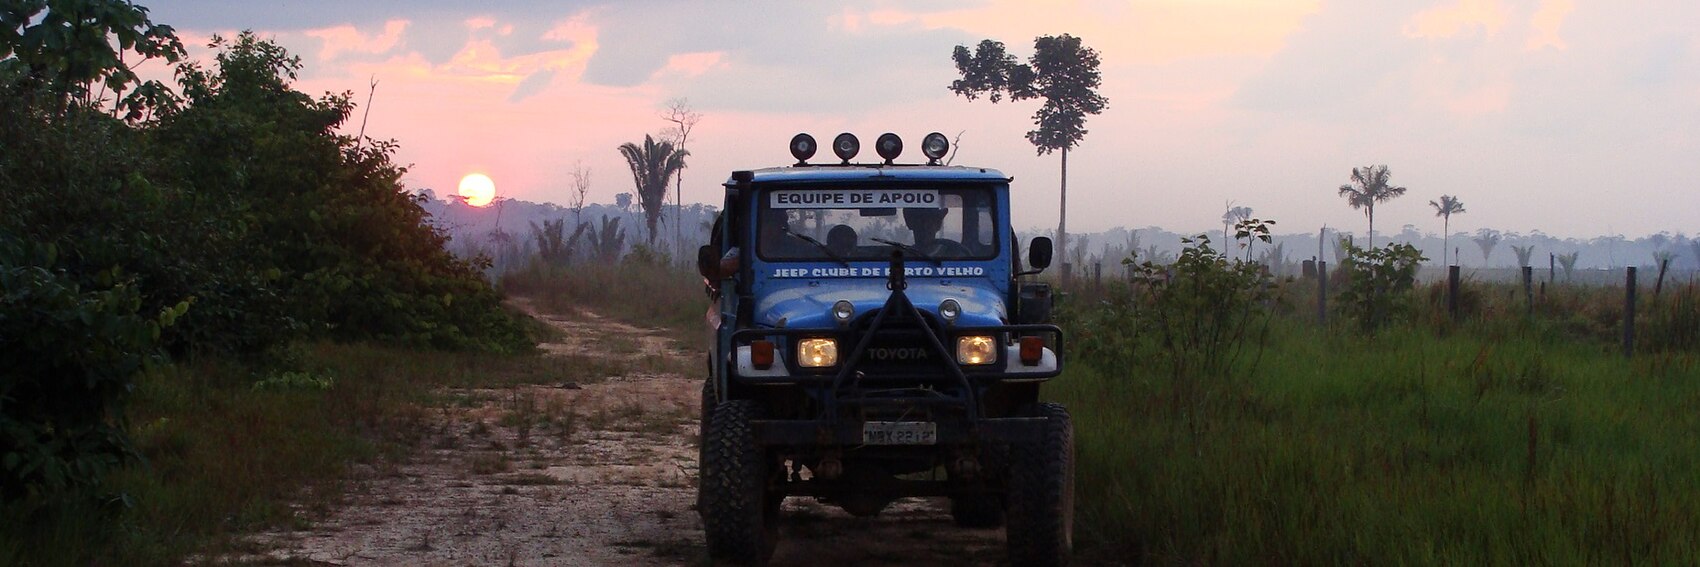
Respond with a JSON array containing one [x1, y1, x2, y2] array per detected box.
[[730, 251, 1062, 445]]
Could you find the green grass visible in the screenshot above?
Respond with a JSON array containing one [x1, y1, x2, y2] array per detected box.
[[1055, 314, 1700, 564], [0, 342, 575, 566]]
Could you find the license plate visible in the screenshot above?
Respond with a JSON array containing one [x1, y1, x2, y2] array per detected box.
[[862, 421, 937, 445]]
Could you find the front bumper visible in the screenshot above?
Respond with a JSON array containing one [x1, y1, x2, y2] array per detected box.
[[752, 416, 1045, 446]]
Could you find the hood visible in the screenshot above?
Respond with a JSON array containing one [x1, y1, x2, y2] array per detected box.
[[754, 279, 1006, 329]]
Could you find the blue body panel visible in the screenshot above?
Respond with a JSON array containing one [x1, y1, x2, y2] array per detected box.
[[751, 270, 1008, 330]]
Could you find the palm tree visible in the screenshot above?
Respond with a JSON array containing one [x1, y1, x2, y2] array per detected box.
[[1337, 165, 1407, 249], [617, 134, 690, 246], [1556, 251, 1580, 281], [585, 215, 627, 263], [1512, 244, 1535, 267], [1473, 229, 1502, 266], [1429, 195, 1465, 266]]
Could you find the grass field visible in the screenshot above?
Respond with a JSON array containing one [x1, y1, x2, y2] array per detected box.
[[1056, 313, 1700, 563]]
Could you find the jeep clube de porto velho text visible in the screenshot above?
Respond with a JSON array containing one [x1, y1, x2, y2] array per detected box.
[[695, 132, 1072, 566]]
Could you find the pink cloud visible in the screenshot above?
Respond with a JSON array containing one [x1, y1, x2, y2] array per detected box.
[[910, 0, 1321, 65], [1524, 0, 1574, 51], [304, 19, 408, 61], [1404, 0, 1512, 39], [654, 51, 726, 79]]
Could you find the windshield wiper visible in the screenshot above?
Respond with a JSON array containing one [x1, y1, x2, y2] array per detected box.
[[871, 238, 941, 265], [782, 227, 850, 267]]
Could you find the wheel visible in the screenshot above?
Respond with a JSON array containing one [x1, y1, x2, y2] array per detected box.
[[696, 380, 715, 510], [700, 399, 779, 565], [1006, 402, 1074, 566], [950, 493, 1005, 528]]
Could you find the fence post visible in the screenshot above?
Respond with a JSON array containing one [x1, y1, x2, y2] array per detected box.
[[1548, 253, 1555, 284], [1448, 265, 1461, 319], [1317, 260, 1328, 324], [1522, 266, 1534, 317], [1094, 262, 1102, 288], [1624, 267, 1637, 358], [1654, 258, 1669, 298]]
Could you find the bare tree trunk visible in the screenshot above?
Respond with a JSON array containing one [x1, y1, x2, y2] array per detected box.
[[675, 171, 683, 261], [1367, 206, 1375, 249], [1058, 146, 1070, 287]]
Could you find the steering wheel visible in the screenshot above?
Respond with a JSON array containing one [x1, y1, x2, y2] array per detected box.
[[927, 239, 972, 257]]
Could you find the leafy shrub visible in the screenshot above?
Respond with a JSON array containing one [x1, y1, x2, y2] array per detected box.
[[1125, 232, 1274, 386], [1337, 242, 1425, 331], [0, 237, 186, 506]]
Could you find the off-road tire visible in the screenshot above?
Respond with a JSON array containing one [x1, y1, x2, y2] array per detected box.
[[696, 379, 715, 511], [950, 493, 1005, 528], [1006, 402, 1074, 566], [700, 399, 778, 565]]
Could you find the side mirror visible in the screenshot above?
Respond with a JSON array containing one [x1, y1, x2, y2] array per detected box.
[[697, 245, 720, 279], [1028, 237, 1053, 271]]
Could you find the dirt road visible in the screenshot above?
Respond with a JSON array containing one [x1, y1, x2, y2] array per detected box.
[[252, 303, 1004, 566]]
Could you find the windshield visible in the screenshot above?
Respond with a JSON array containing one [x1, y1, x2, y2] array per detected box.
[[757, 186, 998, 262]]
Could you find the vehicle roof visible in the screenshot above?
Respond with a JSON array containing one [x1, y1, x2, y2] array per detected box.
[[725, 165, 1010, 186]]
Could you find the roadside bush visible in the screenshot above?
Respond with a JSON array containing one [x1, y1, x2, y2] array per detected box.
[[148, 32, 535, 354], [0, 237, 186, 507]]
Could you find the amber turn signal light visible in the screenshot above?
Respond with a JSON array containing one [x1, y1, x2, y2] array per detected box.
[[752, 340, 775, 369], [1019, 336, 1045, 366]]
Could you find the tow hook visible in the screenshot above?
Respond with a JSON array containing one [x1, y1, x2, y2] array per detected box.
[[952, 451, 981, 480]]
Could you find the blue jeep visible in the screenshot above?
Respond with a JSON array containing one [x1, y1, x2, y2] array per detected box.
[[696, 132, 1072, 566]]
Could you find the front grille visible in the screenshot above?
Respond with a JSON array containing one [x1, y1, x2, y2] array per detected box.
[[845, 307, 947, 375]]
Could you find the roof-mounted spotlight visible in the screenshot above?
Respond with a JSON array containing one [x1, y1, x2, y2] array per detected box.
[[832, 133, 860, 164], [921, 132, 949, 165], [875, 133, 903, 164], [790, 133, 817, 166]]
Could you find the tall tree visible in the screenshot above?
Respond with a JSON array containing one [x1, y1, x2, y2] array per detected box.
[[1429, 195, 1465, 266], [1336, 164, 1406, 249], [617, 134, 689, 246], [950, 34, 1107, 284], [0, 0, 184, 116], [662, 98, 701, 260]]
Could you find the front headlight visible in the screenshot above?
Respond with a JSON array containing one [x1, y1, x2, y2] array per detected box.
[[956, 335, 996, 365], [798, 338, 838, 368]]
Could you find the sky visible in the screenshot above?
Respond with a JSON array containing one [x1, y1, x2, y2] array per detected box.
[[136, 0, 1699, 239]]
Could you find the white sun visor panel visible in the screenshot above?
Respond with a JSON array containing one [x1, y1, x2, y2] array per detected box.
[[770, 189, 940, 209]]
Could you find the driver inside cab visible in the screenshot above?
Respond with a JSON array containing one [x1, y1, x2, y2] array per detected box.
[[903, 206, 951, 256]]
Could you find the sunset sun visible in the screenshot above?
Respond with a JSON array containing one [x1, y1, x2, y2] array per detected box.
[[457, 173, 496, 207]]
